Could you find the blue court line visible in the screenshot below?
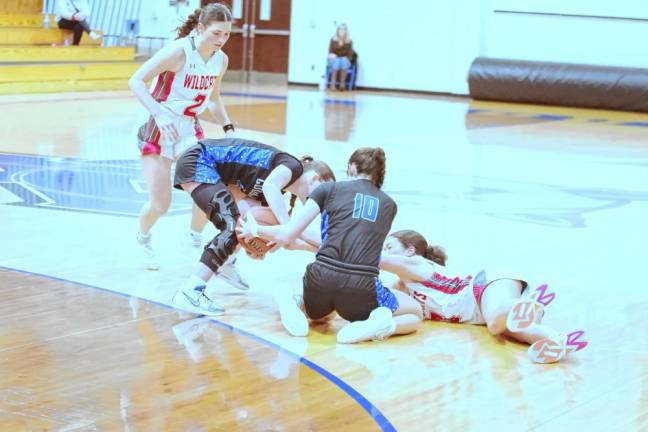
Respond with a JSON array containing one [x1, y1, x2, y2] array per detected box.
[[620, 121, 648, 128], [467, 108, 648, 127], [0, 265, 396, 432], [532, 114, 572, 121]]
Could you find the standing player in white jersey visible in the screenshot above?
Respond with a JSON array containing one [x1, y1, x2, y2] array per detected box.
[[128, 3, 248, 289]]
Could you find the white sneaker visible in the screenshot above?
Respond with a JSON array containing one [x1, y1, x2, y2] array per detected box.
[[89, 31, 101, 40], [172, 278, 225, 316], [137, 233, 159, 271], [277, 294, 309, 337], [187, 231, 202, 248], [336, 307, 396, 344], [216, 256, 250, 290]]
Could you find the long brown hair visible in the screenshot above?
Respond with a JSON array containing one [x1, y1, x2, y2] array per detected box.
[[288, 156, 336, 215], [348, 147, 386, 188], [177, 3, 232, 39], [390, 230, 447, 266]]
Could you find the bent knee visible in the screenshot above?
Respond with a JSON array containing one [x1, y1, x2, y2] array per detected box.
[[485, 310, 508, 335], [150, 198, 171, 215]]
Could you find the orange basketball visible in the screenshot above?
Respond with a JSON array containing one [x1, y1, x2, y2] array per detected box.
[[236, 207, 279, 257]]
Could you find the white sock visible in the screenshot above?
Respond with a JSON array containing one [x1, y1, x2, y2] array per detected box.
[[188, 275, 207, 289], [138, 231, 151, 240]]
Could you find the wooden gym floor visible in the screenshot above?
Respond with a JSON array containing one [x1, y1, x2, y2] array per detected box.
[[1, 83, 647, 431]]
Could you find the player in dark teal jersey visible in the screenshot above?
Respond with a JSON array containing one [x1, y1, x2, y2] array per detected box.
[[238, 147, 423, 344]]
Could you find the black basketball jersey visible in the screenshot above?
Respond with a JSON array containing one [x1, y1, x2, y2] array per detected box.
[[309, 179, 397, 268], [200, 138, 303, 204]]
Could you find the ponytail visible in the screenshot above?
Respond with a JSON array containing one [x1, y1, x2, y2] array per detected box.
[[424, 245, 447, 266], [177, 9, 201, 39], [348, 147, 386, 188], [288, 194, 297, 216], [176, 3, 232, 39], [390, 230, 448, 265]]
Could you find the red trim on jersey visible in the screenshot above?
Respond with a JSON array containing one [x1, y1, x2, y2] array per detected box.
[[150, 71, 175, 102], [194, 120, 204, 140], [150, 74, 165, 99], [158, 71, 175, 102], [473, 281, 488, 306], [428, 311, 461, 323], [137, 116, 161, 156], [141, 142, 161, 156], [419, 272, 472, 295], [139, 71, 176, 156]]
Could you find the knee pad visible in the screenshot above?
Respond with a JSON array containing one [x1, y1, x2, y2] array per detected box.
[[192, 184, 241, 272], [200, 230, 238, 272], [191, 183, 239, 231]]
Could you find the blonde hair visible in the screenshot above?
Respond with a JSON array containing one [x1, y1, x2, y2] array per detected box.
[[334, 24, 351, 44]]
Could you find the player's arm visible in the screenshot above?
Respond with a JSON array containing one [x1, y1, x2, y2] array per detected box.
[[128, 43, 185, 142], [295, 223, 321, 248], [284, 238, 319, 253], [238, 199, 321, 246], [262, 164, 323, 248], [261, 164, 293, 224], [199, 53, 233, 133], [129, 42, 184, 117], [379, 254, 431, 282]]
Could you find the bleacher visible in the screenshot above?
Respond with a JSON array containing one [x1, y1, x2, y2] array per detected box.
[[0, 0, 139, 94]]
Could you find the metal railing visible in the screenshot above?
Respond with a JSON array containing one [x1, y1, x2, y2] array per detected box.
[[42, 0, 143, 47]]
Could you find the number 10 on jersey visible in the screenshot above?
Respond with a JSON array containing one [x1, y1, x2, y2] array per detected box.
[[353, 193, 379, 222]]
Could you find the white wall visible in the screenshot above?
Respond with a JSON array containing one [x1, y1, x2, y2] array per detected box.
[[288, 0, 482, 95], [288, 0, 648, 95], [487, 0, 648, 69], [138, 0, 200, 39]]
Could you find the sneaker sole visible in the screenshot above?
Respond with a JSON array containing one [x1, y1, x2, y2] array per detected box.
[[528, 337, 567, 364], [216, 272, 250, 291], [506, 299, 544, 332]]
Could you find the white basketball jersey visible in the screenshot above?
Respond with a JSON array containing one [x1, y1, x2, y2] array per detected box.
[[150, 36, 224, 117], [147, 37, 224, 158], [406, 271, 484, 324]]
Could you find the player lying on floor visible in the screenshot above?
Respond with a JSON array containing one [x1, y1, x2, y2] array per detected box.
[[379, 230, 588, 364]]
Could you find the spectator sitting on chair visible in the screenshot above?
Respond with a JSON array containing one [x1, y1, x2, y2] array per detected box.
[[55, 0, 100, 46], [327, 24, 353, 91]]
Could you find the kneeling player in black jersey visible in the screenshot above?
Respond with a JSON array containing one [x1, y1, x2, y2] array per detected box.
[[172, 137, 335, 315], [238, 147, 423, 343]]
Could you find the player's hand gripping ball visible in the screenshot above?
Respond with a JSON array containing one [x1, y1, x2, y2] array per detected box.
[[235, 207, 279, 258]]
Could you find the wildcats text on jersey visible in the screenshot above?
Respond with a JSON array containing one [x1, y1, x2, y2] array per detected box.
[[184, 74, 217, 91]]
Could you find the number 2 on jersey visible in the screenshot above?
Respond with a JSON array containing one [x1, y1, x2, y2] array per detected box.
[[183, 94, 207, 118], [352, 193, 379, 222]]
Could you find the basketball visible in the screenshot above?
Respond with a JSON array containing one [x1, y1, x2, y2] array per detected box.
[[236, 207, 279, 256]]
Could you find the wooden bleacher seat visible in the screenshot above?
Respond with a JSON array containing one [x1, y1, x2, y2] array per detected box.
[[0, 0, 140, 94]]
